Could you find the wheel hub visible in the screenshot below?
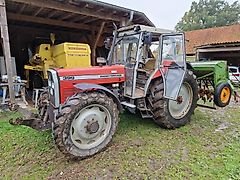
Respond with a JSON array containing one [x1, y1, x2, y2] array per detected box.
[[86, 120, 100, 134], [70, 104, 112, 150], [177, 96, 183, 104], [220, 87, 230, 104]]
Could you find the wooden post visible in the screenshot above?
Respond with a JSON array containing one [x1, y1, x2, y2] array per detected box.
[[92, 21, 105, 65], [90, 29, 96, 66], [120, 19, 127, 27], [196, 49, 199, 61], [0, 0, 15, 104]]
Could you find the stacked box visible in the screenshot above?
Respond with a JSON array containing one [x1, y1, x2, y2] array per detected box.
[[53, 43, 91, 68]]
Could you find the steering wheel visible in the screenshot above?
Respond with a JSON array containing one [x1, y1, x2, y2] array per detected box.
[[138, 61, 145, 68], [126, 56, 136, 64], [126, 56, 135, 61]]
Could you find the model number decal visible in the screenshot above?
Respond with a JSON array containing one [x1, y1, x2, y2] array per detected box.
[[62, 76, 75, 80]]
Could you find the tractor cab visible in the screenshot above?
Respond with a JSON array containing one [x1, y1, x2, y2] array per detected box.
[[107, 25, 187, 100]]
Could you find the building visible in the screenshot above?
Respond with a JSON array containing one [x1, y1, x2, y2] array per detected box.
[[2, 0, 154, 76], [0, 0, 154, 103], [185, 24, 240, 65]]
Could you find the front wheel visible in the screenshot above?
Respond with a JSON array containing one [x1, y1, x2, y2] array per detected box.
[[149, 70, 198, 129], [52, 92, 119, 159]]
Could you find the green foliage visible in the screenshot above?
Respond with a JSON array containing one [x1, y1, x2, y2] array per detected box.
[[175, 0, 240, 31]]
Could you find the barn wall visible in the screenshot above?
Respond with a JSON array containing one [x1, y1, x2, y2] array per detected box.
[[198, 50, 240, 66]]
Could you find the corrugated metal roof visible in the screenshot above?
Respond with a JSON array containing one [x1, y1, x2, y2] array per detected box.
[[185, 24, 240, 54]]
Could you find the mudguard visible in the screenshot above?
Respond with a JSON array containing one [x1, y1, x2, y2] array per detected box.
[[74, 83, 123, 112], [186, 62, 194, 71]]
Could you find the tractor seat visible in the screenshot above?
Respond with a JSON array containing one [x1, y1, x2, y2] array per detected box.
[[144, 58, 156, 71]]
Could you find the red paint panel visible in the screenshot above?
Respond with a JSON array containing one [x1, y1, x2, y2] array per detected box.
[[56, 65, 125, 103], [152, 70, 162, 79], [57, 65, 125, 77], [152, 60, 173, 79]]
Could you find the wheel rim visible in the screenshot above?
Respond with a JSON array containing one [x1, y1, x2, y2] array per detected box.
[[220, 87, 231, 104], [70, 104, 112, 150], [168, 82, 193, 119]]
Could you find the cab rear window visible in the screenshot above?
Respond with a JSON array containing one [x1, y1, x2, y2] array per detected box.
[[229, 68, 238, 73]]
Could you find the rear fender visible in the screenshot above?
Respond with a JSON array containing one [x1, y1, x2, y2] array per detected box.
[[144, 69, 163, 96], [186, 62, 194, 71], [74, 83, 123, 112], [145, 62, 190, 97]]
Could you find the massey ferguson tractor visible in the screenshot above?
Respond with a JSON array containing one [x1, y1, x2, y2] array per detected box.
[[13, 25, 232, 159]]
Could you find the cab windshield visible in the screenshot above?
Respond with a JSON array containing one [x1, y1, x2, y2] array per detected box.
[[161, 35, 185, 66], [112, 33, 140, 64]]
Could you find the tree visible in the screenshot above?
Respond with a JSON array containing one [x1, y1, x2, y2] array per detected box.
[[175, 0, 240, 31]]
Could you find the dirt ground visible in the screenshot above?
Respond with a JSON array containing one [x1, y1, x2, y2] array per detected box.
[[0, 101, 240, 179]]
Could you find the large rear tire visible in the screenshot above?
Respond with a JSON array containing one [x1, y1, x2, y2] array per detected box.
[[52, 92, 119, 159], [149, 70, 198, 129]]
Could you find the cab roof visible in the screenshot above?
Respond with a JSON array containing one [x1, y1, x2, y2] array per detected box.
[[117, 24, 175, 34]]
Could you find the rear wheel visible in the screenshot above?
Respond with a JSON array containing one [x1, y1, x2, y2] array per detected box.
[[149, 70, 198, 129], [52, 92, 119, 159], [214, 82, 232, 107]]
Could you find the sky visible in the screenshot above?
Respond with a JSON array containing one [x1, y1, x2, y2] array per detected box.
[[100, 0, 237, 30]]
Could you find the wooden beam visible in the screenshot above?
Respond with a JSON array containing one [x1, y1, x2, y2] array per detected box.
[[59, 13, 74, 20], [90, 29, 96, 48], [18, 4, 26, 14], [47, 10, 58, 18], [0, 0, 15, 103], [8, 12, 95, 31], [9, 0, 123, 22], [71, 16, 88, 23], [96, 8, 104, 13], [82, 18, 97, 24], [7, 13, 112, 33], [94, 22, 105, 49], [33, 7, 44, 16], [92, 21, 105, 65]]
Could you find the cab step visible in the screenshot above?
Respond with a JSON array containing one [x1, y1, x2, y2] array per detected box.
[[138, 108, 153, 119], [121, 101, 136, 109]]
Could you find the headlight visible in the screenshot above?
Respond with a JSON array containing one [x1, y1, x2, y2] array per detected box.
[[47, 69, 60, 108], [48, 73, 54, 96]]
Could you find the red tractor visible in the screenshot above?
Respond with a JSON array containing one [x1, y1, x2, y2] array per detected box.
[[17, 25, 198, 159]]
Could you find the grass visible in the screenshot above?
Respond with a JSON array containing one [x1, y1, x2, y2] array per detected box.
[[0, 104, 240, 179]]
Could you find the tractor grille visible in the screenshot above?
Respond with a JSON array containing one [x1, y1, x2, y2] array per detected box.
[[47, 70, 60, 108]]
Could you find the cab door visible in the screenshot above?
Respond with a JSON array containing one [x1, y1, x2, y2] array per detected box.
[[159, 34, 186, 100], [122, 34, 141, 98]]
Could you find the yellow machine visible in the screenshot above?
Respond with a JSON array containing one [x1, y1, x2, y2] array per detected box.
[[24, 42, 91, 86], [52, 43, 91, 69]]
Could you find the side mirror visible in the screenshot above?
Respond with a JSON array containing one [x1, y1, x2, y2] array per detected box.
[[143, 32, 152, 45]]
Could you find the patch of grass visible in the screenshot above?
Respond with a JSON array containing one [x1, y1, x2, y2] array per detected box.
[[0, 105, 240, 179], [0, 111, 63, 179]]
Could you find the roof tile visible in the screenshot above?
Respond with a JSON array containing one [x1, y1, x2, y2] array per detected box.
[[185, 24, 240, 54]]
